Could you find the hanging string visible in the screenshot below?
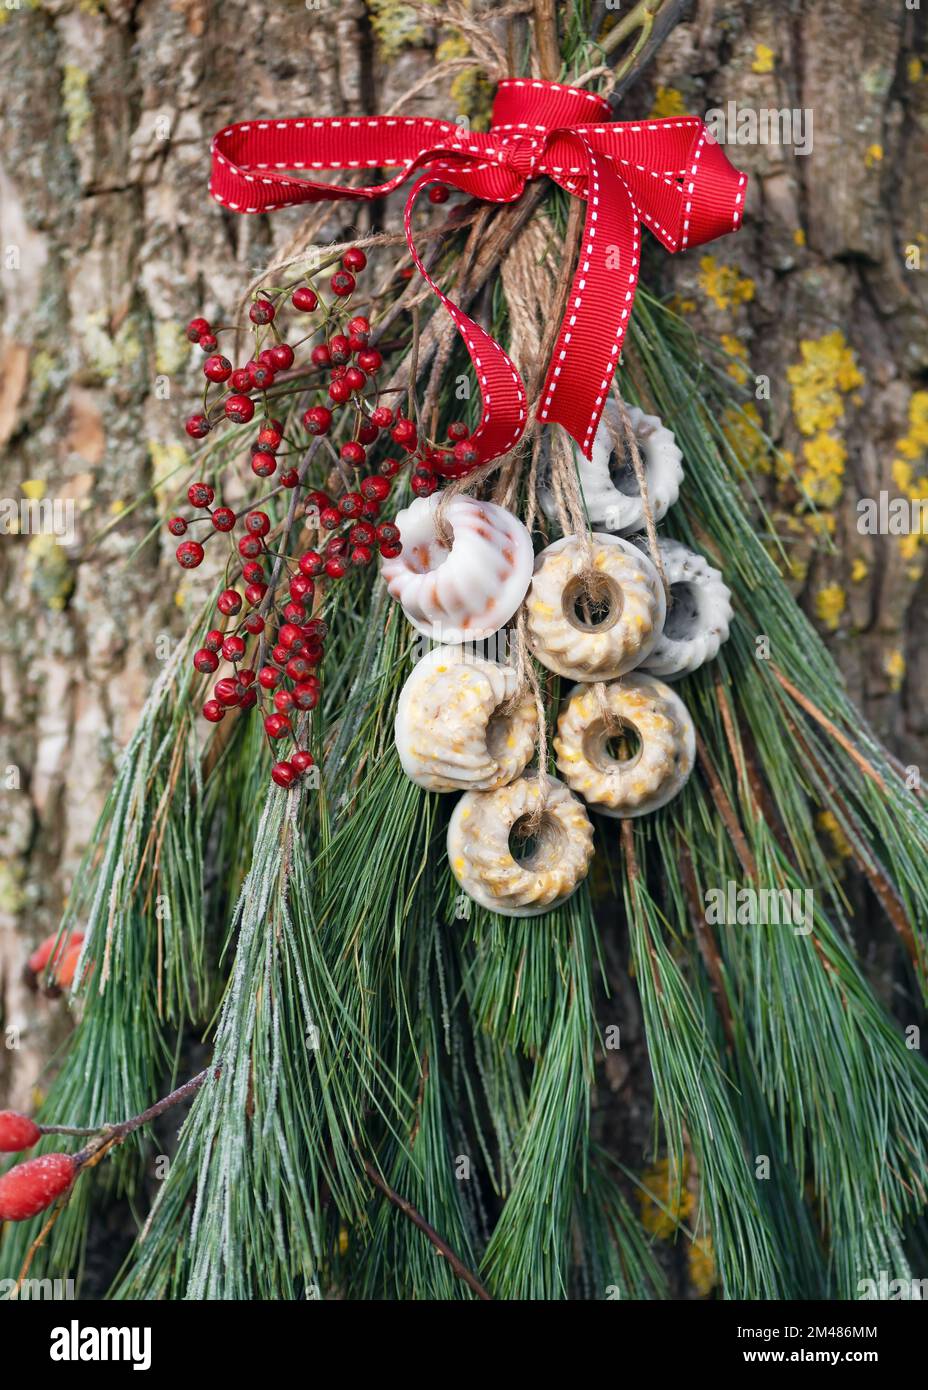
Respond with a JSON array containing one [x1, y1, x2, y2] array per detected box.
[[610, 387, 669, 599]]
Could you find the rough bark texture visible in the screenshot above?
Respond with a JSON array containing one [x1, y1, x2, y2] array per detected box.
[[0, 0, 924, 1295]]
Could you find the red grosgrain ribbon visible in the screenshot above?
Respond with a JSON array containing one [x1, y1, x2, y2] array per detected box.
[[210, 79, 747, 463]]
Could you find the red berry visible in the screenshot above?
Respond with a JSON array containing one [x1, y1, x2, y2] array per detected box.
[[204, 354, 232, 383], [176, 540, 205, 568], [350, 543, 373, 566], [380, 458, 401, 478], [222, 635, 246, 662], [0, 1111, 42, 1154], [375, 521, 401, 545], [244, 612, 265, 635], [432, 450, 458, 477], [360, 475, 390, 502], [340, 442, 366, 468], [345, 367, 366, 392], [264, 713, 291, 739], [348, 315, 370, 342], [258, 666, 280, 689], [289, 574, 314, 602], [300, 550, 323, 576], [217, 589, 242, 616], [244, 582, 267, 606], [273, 689, 295, 714], [204, 628, 224, 652], [291, 748, 315, 772], [320, 507, 342, 530], [242, 561, 265, 583], [339, 492, 364, 518], [225, 394, 255, 424], [371, 405, 393, 429], [280, 468, 299, 488], [305, 617, 328, 640], [311, 344, 332, 368], [328, 378, 351, 404], [215, 678, 244, 707], [188, 481, 214, 508], [28, 932, 84, 978], [270, 343, 294, 370], [245, 510, 270, 537], [429, 185, 449, 204], [248, 363, 275, 391], [271, 761, 297, 788], [198, 332, 218, 353], [358, 421, 378, 446], [361, 499, 382, 521], [250, 299, 276, 325], [0, 1153, 76, 1222], [230, 368, 251, 392], [379, 541, 402, 559], [292, 286, 319, 312], [258, 424, 283, 449], [330, 270, 355, 297], [305, 489, 330, 512], [238, 534, 263, 559], [357, 348, 383, 374], [279, 623, 304, 650], [212, 507, 236, 532], [391, 415, 417, 446], [324, 556, 347, 579], [271, 643, 289, 664], [412, 469, 437, 497], [329, 334, 351, 365], [292, 684, 319, 712], [185, 414, 211, 439], [303, 406, 333, 436], [251, 451, 277, 478], [282, 601, 307, 623], [240, 688, 258, 711], [285, 655, 314, 681], [186, 316, 211, 343], [324, 536, 348, 557], [446, 420, 468, 441], [453, 438, 479, 469], [203, 699, 225, 722], [349, 521, 376, 546], [167, 516, 187, 536], [194, 647, 220, 674], [342, 248, 367, 272]]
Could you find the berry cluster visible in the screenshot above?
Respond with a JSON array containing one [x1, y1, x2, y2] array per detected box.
[[172, 244, 480, 786], [27, 930, 86, 991], [0, 1111, 76, 1222]]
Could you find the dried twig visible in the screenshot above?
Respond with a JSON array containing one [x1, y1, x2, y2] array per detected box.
[[362, 1159, 492, 1301]]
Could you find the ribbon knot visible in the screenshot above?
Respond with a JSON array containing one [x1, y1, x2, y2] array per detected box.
[[496, 131, 544, 182], [210, 79, 747, 465]]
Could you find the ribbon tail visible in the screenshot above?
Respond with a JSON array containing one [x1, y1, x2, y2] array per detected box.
[[403, 177, 527, 466], [537, 141, 640, 461]]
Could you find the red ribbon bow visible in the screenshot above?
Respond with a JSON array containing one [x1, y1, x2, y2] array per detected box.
[[210, 79, 747, 464]]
